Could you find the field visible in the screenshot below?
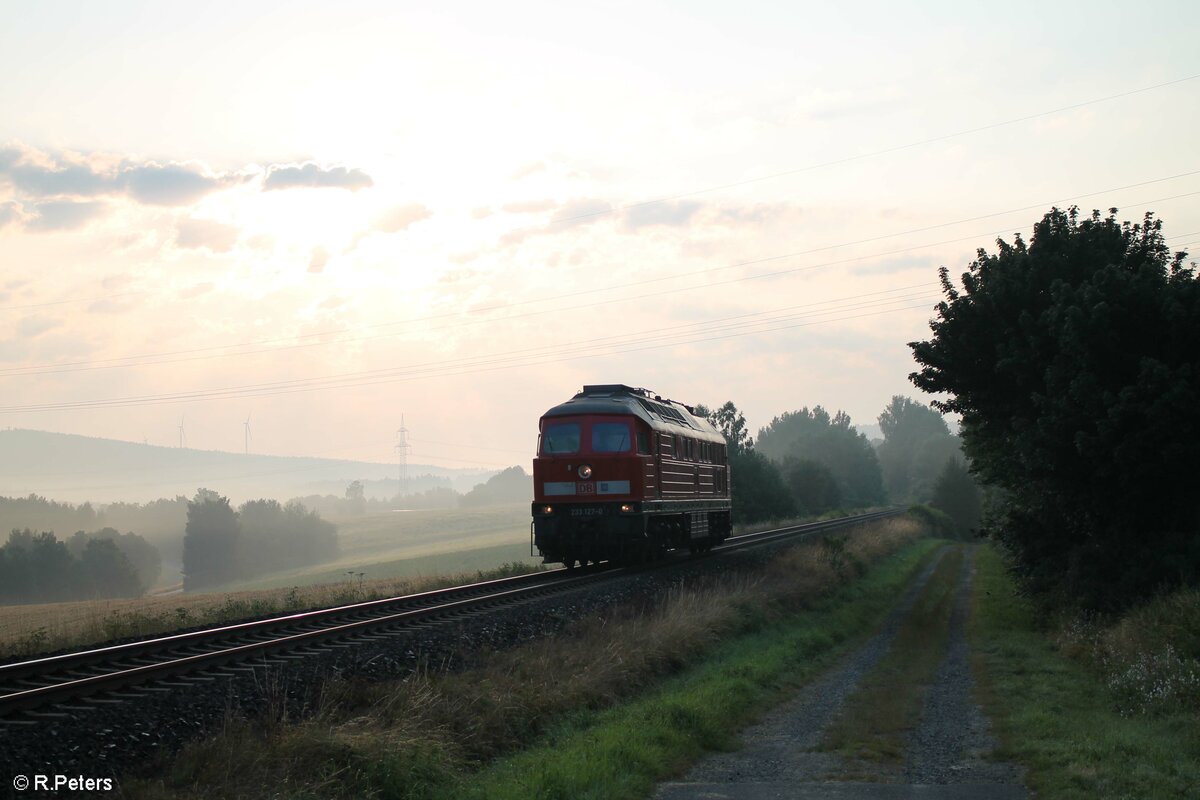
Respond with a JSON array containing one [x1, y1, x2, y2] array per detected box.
[[214, 504, 535, 590], [0, 506, 848, 660], [0, 503, 536, 659]]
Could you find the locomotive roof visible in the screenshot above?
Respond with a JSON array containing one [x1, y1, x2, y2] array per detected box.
[[540, 384, 725, 442]]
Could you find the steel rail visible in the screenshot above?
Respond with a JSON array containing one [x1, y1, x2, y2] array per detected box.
[[0, 567, 575, 683], [0, 569, 615, 716], [719, 508, 903, 552], [0, 508, 902, 718]]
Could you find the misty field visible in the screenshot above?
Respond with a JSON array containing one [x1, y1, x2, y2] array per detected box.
[[208, 502, 535, 590], [0, 503, 537, 659], [0, 505, 851, 659]]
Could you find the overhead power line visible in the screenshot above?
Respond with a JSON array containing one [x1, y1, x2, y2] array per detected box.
[[3, 171, 1196, 379], [550, 74, 1200, 224], [0, 291, 940, 414], [2, 183, 1196, 412]]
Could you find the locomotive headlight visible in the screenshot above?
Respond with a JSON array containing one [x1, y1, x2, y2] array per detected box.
[[540, 505, 554, 515], [620, 503, 634, 513], [578, 464, 593, 479]]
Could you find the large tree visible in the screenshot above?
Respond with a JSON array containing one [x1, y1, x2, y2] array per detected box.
[[707, 401, 753, 456], [875, 395, 959, 502], [182, 489, 241, 591], [928, 457, 982, 539], [909, 207, 1199, 609], [756, 407, 885, 508], [701, 401, 794, 524]]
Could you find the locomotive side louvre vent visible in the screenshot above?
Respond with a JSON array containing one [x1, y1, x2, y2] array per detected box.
[[635, 397, 691, 426], [658, 405, 688, 424]]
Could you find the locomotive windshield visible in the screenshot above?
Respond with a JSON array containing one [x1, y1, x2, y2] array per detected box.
[[542, 422, 581, 454], [591, 422, 631, 453]]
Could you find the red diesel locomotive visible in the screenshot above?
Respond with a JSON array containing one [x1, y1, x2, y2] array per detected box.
[[531, 384, 732, 567]]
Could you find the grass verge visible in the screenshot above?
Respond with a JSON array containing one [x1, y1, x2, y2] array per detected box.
[[970, 544, 1200, 798], [126, 516, 940, 799], [818, 546, 963, 772], [0, 559, 542, 660]]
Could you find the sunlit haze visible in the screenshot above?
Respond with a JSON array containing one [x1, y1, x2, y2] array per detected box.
[[3, 1, 1198, 496]]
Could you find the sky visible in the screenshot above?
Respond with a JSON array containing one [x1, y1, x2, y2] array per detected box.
[[1, 0, 1198, 483]]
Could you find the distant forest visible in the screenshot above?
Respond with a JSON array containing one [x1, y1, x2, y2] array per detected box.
[[0, 466, 534, 602], [0, 527, 160, 603], [699, 394, 977, 537]]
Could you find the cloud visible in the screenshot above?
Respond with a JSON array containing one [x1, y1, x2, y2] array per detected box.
[[552, 198, 613, 225], [176, 218, 239, 252], [498, 197, 613, 248], [123, 164, 232, 206], [0, 201, 21, 230], [318, 294, 349, 310], [0, 145, 243, 211], [510, 161, 547, 180], [849, 255, 941, 276], [263, 163, 374, 192], [101, 273, 134, 290], [713, 202, 793, 226], [26, 200, 107, 232], [623, 200, 702, 230], [373, 203, 431, 233], [5, 159, 113, 197], [17, 314, 63, 338], [471, 207, 493, 220], [501, 199, 558, 214], [87, 296, 139, 314], [178, 282, 215, 299], [309, 246, 330, 273]]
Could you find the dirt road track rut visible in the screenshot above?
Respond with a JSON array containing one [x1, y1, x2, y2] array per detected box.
[[655, 546, 1027, 800]]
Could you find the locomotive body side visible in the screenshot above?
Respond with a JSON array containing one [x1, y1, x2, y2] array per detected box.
[[532, 384, 731, 567]]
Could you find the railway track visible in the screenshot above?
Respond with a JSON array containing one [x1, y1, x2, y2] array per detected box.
[[0, 508, 900, 721]]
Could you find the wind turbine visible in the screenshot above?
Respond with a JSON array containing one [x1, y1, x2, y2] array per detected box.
[[177, 416, 186, 449], [244, 414, 253, 455]]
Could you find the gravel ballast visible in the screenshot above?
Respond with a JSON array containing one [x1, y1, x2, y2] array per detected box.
[[0, 543, 789, 790]]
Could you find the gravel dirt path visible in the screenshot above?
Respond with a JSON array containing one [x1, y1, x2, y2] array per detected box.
[[655, 546, 1027, 800]]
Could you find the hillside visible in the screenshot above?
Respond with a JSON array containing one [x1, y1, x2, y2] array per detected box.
[[0, 429, 499, 505]]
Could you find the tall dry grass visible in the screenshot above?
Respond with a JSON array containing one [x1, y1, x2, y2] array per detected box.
[[0, 561, 541, 660], [129, 514, 929, 799]]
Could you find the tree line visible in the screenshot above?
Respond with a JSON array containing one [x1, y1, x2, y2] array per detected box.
[[698, 396, 979, 536], [0, 527, 160, 603]]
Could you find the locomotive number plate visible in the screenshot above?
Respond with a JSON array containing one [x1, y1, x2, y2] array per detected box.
[[570, 507, 605, 516], [576, 481, 595, 494]]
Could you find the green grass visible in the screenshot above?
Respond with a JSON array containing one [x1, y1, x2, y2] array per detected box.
[[970, 545, 1200, 799], [441, 538, 944, 800], [819, 546, 963, 770], [125, 517, 938, 799]]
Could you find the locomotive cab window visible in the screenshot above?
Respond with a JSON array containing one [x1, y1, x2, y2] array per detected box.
[[592, 422, 631, 453], [542, 422, 581, 454], [636, 430, 651, 455]]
